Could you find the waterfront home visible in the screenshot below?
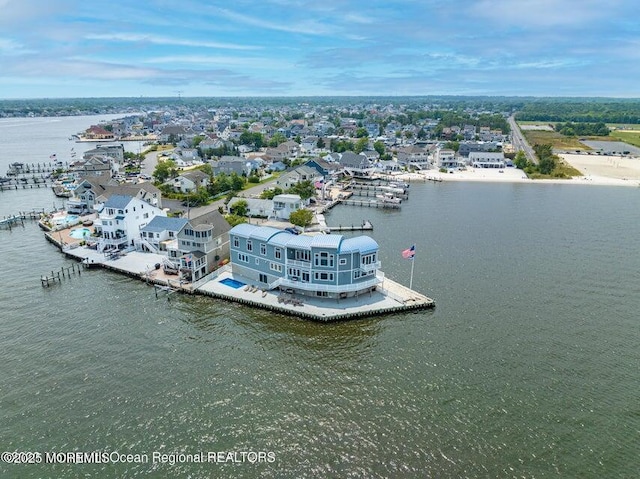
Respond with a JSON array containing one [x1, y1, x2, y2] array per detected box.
[[435, 148, 462, 170], [173, 211, 231, 282], [139, 216, 189, 253], [68, 178, 163, 214], [229, 224, 382, 299], [396, 145, 432, 170], [468, 151, 506, 169], [338, 151, 376, 178], [96, 195, 165, 253], [82, 144, 125, 163], [83, 125, 115, 140]]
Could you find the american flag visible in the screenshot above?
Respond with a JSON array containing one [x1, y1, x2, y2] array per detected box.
[[401, 245, 415, 260]]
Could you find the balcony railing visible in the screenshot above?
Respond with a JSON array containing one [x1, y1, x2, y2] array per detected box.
[[361, 260, 381, 273], [275, 274, 382, 294]]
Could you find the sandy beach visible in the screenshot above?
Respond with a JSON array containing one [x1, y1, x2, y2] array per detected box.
[[392, 154, 640, 188]]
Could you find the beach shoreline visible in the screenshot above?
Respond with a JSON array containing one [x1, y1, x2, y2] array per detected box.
[[391, 153, 640, 188]]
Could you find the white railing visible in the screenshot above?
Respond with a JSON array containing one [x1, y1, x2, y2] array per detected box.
[[361, 261, 381, 273], [277, 275, 381, 294], [285, 258, 311, 269]]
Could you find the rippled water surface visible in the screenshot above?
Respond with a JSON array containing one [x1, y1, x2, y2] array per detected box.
[[1, 117, 639, 478]]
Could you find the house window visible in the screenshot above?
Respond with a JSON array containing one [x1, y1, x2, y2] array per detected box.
[[302, 272, 310, 282], [354, 270, 361, 279], [362, 253, 377, 265], [316, 291, 328, 297], [314, 252, 334, 267], [238, 253, 249, 263], [233, 237, 239, 248], [255, 258, 259, 265], [339, 258, 347, 266], [295, 250, 310, 262], [314, 272, 334, 281], [287, 267, 300, 278], [169, 231, 174, 238], [260, 243, 266, 255], [270, 262, 282, 273], [247, 240, 253, 252], [275, 248, 282, 259]]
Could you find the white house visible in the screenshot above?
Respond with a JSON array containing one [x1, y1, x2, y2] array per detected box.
[[95, 195, 165, 253], [436, 148, 462, 169], [468, 151, 506, 169], [272, 194, 303, 221]]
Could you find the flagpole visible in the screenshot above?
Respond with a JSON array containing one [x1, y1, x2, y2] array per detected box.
[[409, 254, 415, 290]]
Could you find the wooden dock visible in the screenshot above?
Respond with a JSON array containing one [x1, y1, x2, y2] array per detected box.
[[328, 220, 373, 232], [0, 209, 46, 230], [339, 199, 401, 209], [347, 183, 409, 199], [41, 263, 84, 287]]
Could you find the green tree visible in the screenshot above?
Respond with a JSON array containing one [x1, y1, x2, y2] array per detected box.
[[354, 137, 369, 154], [287, 180, 315, 200], [230, 199, 248, 216], [514, 150, 528, 169], [260, 187, 283, 200], [152, 159, 177, 183], [316, 137, 325, 149], [355, 127, 368, 138], [230, 173, 245, 191], [538, 155, 556, 175], [289, 209, 313, 229], [373, 140, 385, 156], [268, 132, 287, 147], [225, 214, 247, 227]]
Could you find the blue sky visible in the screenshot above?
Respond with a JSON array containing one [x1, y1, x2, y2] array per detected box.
[[1, 0, 639, 98]]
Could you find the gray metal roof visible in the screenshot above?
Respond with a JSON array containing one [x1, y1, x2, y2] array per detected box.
[[103, 194, 133, 209], [230, 223, 260, 238], [340, 236, 379, 254], [141, 216, 188, 233], [310, 234, 343, 249]]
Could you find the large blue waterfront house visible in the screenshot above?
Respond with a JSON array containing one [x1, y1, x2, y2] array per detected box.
[[229, 224, 383, 299]]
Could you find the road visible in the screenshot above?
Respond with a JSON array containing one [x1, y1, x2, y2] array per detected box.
[[508, 114, 537, 164]]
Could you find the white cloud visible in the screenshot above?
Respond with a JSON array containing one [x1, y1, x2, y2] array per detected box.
[[85, 33, 261, 51]]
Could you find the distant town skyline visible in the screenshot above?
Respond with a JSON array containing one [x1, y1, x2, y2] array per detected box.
[[1, 0, 639, 99]]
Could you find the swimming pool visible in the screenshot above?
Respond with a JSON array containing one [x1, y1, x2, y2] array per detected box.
[[219, 278, 246, 289], [69, 227, 92, 239], [54, 214, 79, 225]]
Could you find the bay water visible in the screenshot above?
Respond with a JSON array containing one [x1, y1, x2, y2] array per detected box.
[[0, 117, 638, 478]]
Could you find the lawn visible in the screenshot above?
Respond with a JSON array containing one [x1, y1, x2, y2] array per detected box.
[[610, 130, 640, 148], [521, 130, 592, 151]]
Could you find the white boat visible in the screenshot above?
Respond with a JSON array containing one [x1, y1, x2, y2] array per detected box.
[[376, 192, 402, 204]]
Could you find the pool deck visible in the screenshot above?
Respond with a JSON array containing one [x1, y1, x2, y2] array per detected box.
[[45, 231, 435, 322], [201, 267, 434, 321]]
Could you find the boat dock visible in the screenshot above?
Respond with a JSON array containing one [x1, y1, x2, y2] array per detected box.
[[346, 183, 409, 199], [6, 162, 69, 176], [328, 220, 373, 232], [41, 263, 84, 287], [339, 199, 401, 209], [0, 209, 46, 230]]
